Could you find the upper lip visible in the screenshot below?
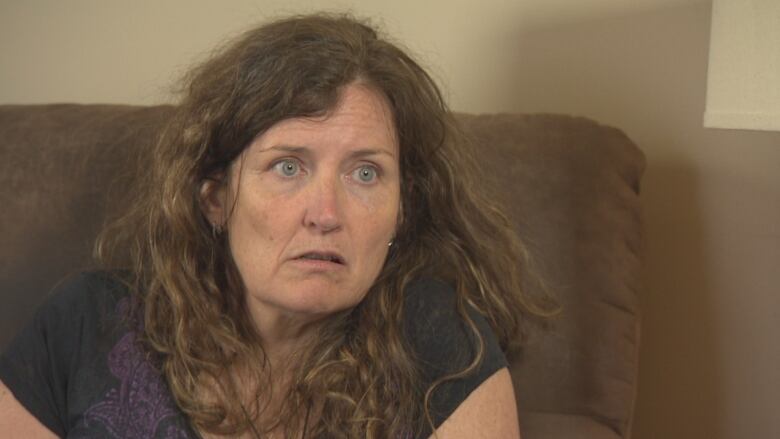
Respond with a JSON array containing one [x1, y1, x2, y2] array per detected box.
[[293, 250, 346, 265]]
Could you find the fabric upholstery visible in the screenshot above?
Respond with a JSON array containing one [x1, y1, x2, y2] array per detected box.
[[520, 412, 623, 439], [457, 114, 644, 437], [0, 104, 645, 438]]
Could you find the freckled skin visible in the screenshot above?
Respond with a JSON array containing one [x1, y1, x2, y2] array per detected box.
[[220, 84, 401, 328]]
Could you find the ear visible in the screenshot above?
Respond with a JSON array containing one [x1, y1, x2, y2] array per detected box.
[[199, 175, 228, 227]]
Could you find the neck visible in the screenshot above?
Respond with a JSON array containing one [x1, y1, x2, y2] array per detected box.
[[244, 297, 324, 372]]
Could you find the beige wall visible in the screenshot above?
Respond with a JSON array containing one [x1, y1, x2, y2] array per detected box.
[[2, 1, 778, 437]]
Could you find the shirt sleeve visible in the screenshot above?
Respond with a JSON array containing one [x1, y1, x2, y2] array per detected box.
[[0, 273, 96, 437], [403, 278, 509, 437]]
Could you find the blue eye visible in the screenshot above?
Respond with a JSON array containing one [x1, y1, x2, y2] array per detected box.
[[273, 159, 300, 177], [353, 165, 378, 183]]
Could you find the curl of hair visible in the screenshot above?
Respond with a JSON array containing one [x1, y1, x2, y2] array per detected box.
[[96, 13, 556, 438]]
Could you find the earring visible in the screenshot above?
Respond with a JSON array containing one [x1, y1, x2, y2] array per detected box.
[[212, 223, 223, 238], [388, 240, 393, 247]]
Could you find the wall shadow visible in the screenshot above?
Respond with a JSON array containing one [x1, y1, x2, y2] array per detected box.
[[635, 160, 723, 439], [491, 2, 727, 438]]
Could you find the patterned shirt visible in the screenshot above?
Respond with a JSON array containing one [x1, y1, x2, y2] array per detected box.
[[0, 272, 507, 438]]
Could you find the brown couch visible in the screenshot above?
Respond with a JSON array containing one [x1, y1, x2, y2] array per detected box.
[[0, 104, 645, 438]]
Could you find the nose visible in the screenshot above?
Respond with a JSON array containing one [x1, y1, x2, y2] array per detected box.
[[303, 173, 343, 233]]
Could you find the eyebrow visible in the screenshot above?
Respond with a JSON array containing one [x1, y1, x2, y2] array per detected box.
[[259, 144, 397, 159]]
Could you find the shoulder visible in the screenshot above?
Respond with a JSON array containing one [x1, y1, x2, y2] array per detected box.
[[402, 278, 509, 436], [1, 271, 195, 438], [403, 279, 473, 369], [41, 270, 130, 312], [17, 270, 132, 346], [429, 367, 520, 439], [28, 271, 133, 343], [402, 278, 457, 344], [3, 269, 133, 368], [0, 270, 133, 437], [403, 278, 507, 375], [38, 270, 135, 362]]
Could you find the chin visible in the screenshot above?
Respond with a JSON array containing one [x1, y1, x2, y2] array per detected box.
[[279, 281, 366, 316]]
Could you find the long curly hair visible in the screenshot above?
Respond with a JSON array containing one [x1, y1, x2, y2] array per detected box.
[[97, 13, 555, 438]]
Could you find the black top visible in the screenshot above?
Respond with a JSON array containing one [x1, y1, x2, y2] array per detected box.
[[0, 272, 507, 438]]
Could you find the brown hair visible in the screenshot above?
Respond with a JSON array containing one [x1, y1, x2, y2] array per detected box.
[[97, 13, 554, 438]]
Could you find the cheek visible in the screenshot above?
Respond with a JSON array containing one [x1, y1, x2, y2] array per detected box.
[[227, 196, 281, 265], [230, 200, 266, 237], [357, 201, 399, 254], [232, 189, 293, 237]]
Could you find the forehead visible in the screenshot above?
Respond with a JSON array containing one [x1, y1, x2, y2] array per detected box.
[[249, 84, 398, 157]]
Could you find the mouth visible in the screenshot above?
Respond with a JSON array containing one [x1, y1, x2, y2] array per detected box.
[[294, 251, 346, 265]]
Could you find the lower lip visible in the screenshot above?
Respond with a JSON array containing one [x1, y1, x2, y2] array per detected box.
[[291, 258, 346, 271]]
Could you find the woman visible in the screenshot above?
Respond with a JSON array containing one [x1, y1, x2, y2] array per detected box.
[[0, 13, 552, 438]]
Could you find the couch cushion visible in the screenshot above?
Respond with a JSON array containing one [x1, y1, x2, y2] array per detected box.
[[520, 412, 622, 439]]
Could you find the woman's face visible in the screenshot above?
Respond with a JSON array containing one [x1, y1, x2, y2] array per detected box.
[[205, 84, 401, 324]]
